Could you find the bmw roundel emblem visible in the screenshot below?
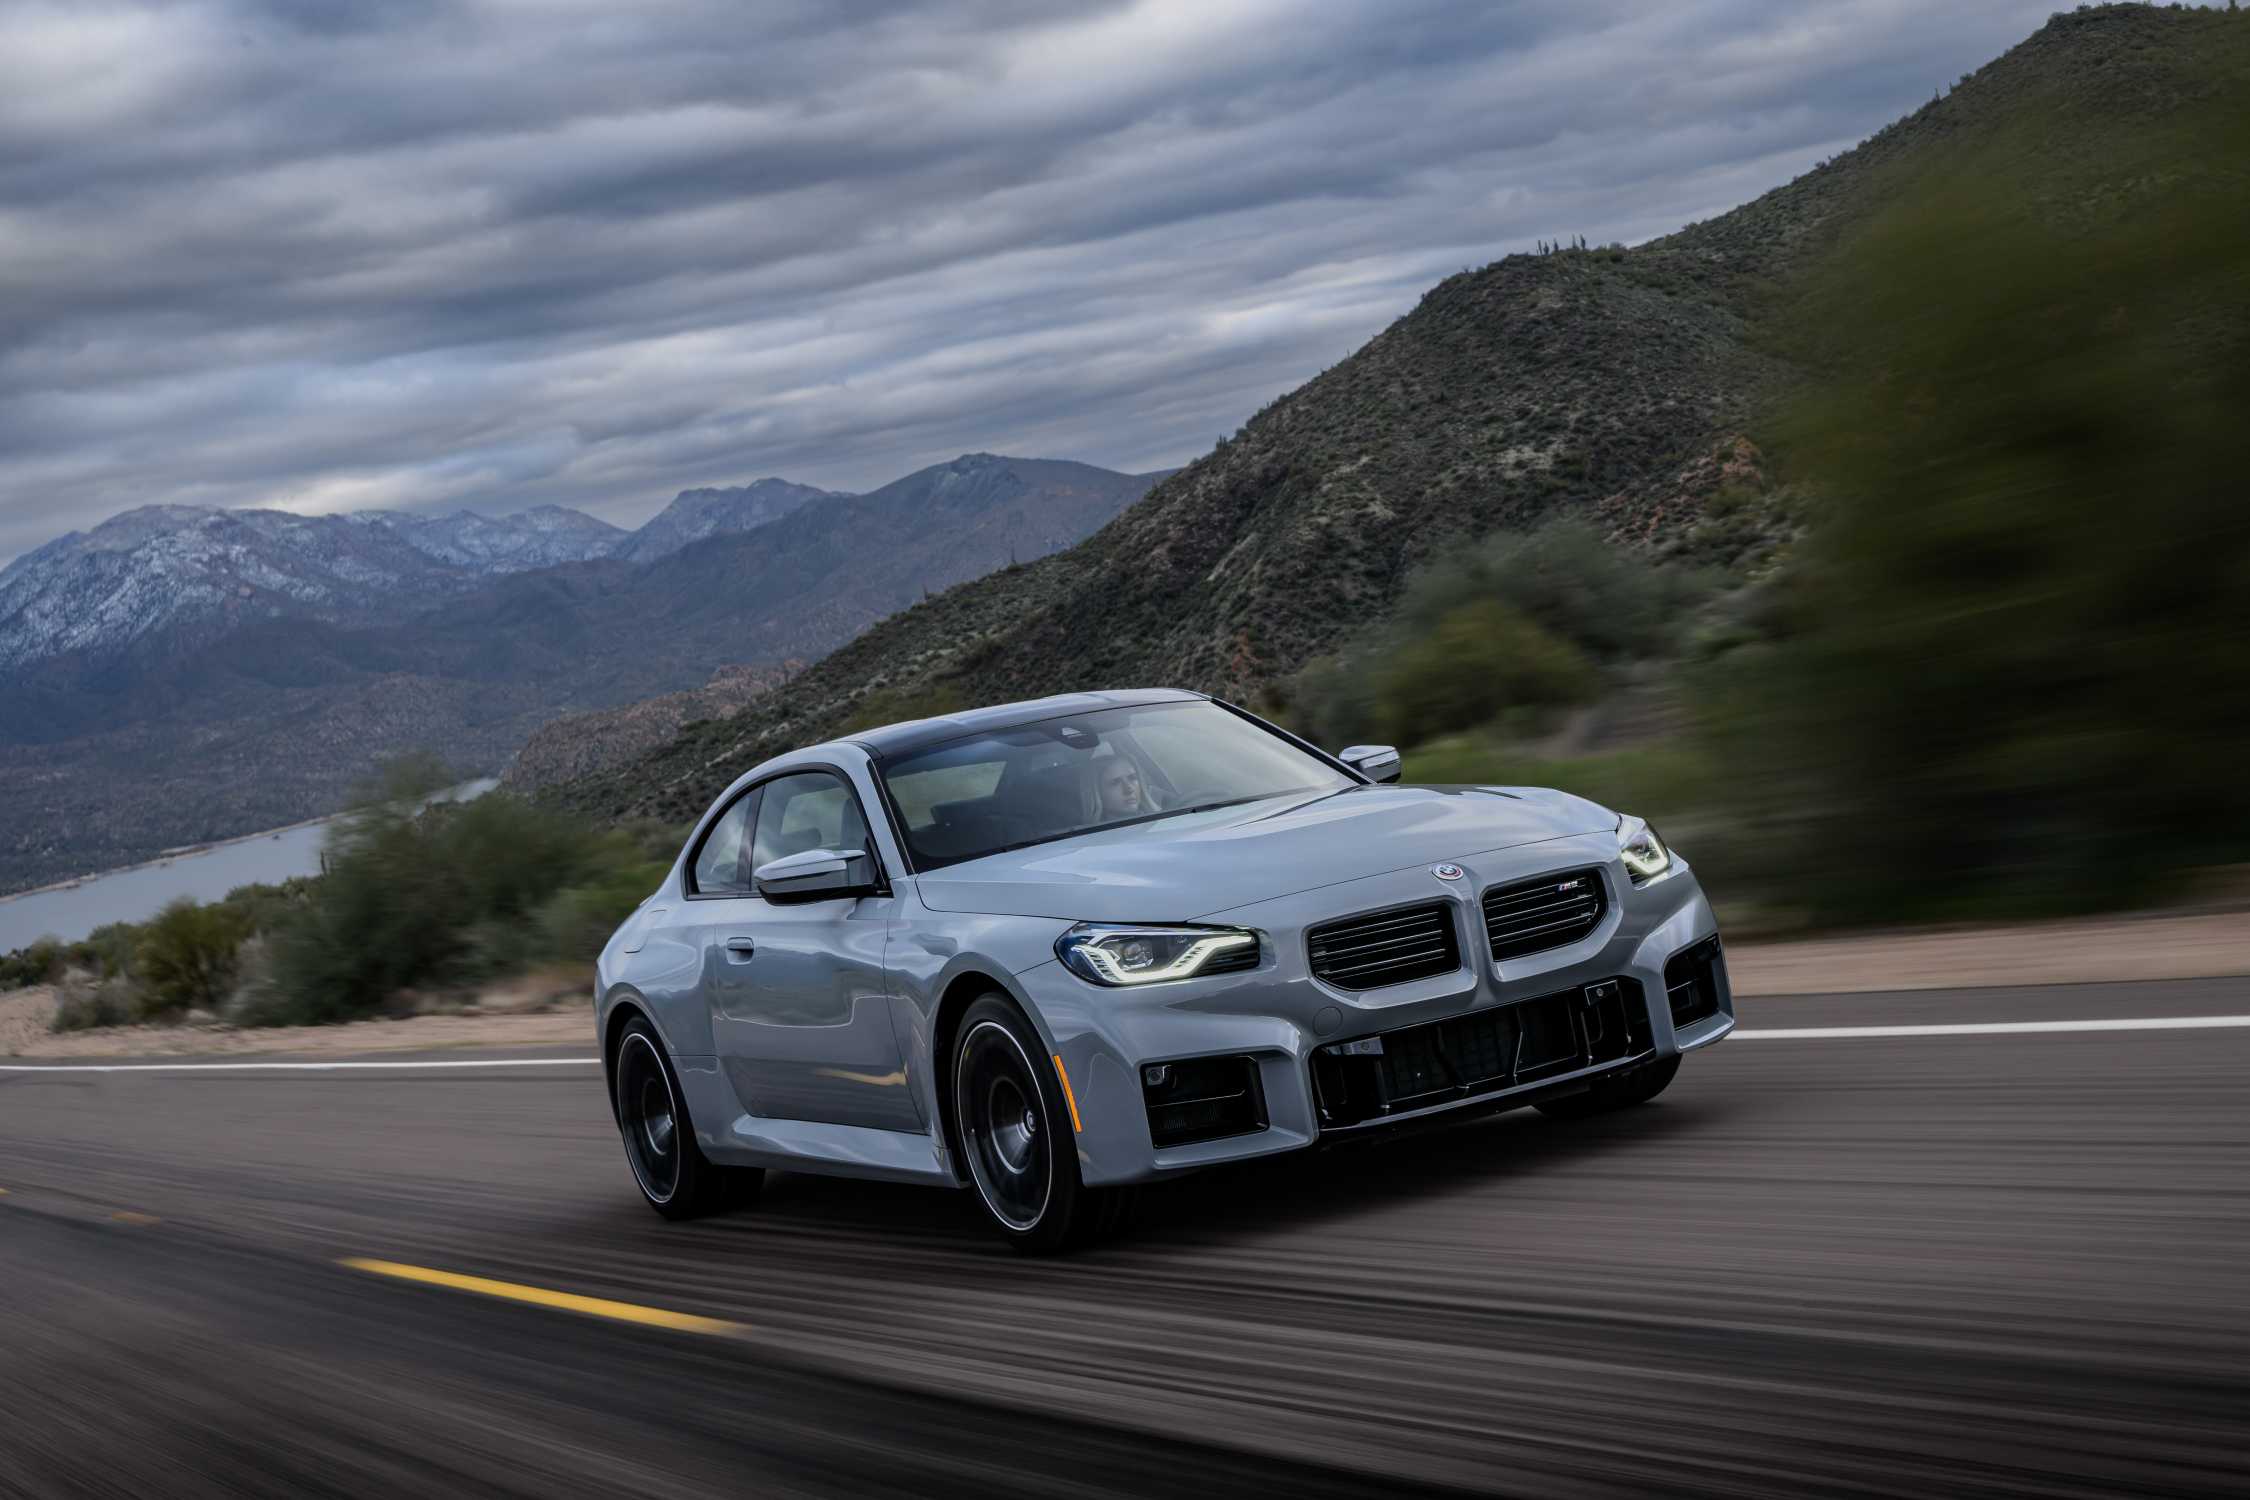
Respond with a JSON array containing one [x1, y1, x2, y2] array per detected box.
[[1431, 863, 1465, 882]]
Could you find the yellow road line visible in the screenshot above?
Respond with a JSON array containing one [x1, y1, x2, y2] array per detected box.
[[339, 1258, 743, 1336], [111, 1211, 160, 1226]]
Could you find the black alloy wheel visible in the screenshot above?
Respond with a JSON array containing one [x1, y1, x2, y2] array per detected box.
[[613, 1017, 762, 1220], [951, 995, 1129, 1252]]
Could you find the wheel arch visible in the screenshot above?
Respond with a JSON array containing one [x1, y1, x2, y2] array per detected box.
[[930, 967, 1026, 1181], [601, 993, 655, 1123]]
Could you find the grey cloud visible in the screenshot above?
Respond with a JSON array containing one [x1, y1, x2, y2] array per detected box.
[[0, 0, 2058, 562]]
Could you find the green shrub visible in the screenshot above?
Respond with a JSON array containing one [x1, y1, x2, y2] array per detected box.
[[70, 922, 140, 980], [266, 783, 628, 1022], [1277, 516, 1709, 750], [134, 898, 253, 1018], [1379, 601, 1595, 740], [533, 860, 671, 964], [0, 936, 62, 991], [1393, 519, 1710, 662]]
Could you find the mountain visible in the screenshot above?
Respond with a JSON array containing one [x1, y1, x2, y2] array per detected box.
[[0, 505, 476, 673], [0, 480, 831, 680], [354, 505, 626, 570], [608, 479, 837, 564], [0, 455, 1160, 894], [502, 662, 800, 794], [549, 3, 2243, 830], [0, 502, 625, 677]]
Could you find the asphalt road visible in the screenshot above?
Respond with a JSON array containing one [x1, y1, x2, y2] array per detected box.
[[3, 978, 2247, 1498]]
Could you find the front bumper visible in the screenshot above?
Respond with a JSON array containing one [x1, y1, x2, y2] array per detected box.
[[1023, 831, 1732, 1187]]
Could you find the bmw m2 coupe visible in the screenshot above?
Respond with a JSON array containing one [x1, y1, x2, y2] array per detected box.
[[597, 690, 1732, 1250]]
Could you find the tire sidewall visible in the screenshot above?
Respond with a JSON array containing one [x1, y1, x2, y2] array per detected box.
[[615, 1017, 738, 1220], [953, 994, 1081, 1249]]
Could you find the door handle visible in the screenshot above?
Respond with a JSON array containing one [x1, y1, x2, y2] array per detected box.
[[723, 936, 756, 960]]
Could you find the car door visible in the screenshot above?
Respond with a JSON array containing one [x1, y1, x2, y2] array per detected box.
[[706, 768, 918, 1133]]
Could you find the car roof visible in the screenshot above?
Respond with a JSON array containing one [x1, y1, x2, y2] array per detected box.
[[843, 688, 1208, 762]]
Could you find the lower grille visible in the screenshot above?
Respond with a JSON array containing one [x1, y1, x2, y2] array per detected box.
[[1313, 979, 1653, 1129], [1663, 935, 1726, 1030], [1307, 903, 1460, 990]]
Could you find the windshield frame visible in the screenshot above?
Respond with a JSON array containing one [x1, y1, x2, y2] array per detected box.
[[866, 698, 1363, 875]]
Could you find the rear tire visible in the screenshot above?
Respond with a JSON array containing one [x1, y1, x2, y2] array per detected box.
[[614, 1019, 763, 1220], [1535, 1054, 1682, 1120], [951, 995, 1130, 1253]]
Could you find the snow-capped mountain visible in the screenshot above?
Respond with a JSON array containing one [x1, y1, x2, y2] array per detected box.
[[352, 505, 624, 571], [0, 505, 491, 671], [0, 484, 839, 673]]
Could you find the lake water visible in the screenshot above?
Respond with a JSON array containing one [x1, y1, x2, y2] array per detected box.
[[0, 779, 498, 951]]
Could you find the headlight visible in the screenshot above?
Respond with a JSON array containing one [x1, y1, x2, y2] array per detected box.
[[1617, 815, 1673, 883], [1056, 923, 1258, 986]]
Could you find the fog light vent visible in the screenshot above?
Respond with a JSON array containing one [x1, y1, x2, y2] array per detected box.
[[1143, 1054, 1267, 1149]]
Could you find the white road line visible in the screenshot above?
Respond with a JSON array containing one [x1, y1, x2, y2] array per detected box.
[[0, 1057, 601, 1073], [1733, 1015, 2250, 1040], [2, 1015, 2247, 1072]]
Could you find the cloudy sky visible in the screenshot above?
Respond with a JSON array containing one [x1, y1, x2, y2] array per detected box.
[[0, 0, 2062, 563]]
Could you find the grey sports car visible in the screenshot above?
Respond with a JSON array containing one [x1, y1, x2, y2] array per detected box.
[[596, 689, 1732, 1250]]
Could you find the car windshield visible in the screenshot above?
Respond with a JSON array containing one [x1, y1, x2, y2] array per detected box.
[[877, 701, 1355, 871]]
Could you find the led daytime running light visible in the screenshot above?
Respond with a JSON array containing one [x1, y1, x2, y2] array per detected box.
[[1617, 816, 1672, 882], [1058, 926, 1257, 986]]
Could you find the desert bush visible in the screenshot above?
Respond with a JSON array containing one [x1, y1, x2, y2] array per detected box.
[[50, 974, 142, 1032], [220, 936, 291, 1027], [1380, 601, 1595, 740], [1277, 516, 1708, 749], [533, 858, 671, 964], [0, 936, 63, 991], [134, 898, 254, 1018], [266, 778, 637, 1022], [69, 922, 140, 980]]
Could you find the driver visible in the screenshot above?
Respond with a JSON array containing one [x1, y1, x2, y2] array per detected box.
[[1093, 755, 1151, 818]]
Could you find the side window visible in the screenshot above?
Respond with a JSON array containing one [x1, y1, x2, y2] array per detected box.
[[688, 790, 757, 895], [751, 771, 871, 873]]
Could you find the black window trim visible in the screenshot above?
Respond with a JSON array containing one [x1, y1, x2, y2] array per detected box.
[[681, 762, 891, 902]]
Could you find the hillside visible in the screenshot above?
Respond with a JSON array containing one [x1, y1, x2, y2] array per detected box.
[[551, 3, 2248, 830], [0, 456, 1158, 894]]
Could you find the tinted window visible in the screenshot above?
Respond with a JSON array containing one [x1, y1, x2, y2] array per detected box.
[[689, 790, 756, 895], [751, 771, 871, 874], [876, 701, 1352, 871]]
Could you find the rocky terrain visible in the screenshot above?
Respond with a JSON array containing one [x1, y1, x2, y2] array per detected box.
[[551, 5, 2239, 830]]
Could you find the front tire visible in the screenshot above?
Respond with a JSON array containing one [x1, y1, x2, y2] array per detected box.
[[615, 1019, 763, 1220], [951, 995, 1128, 1253], [1535, 1053, 1682, 1120]]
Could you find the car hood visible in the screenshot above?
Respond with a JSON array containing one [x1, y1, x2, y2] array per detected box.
[[909, 783, 1617, 921]]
